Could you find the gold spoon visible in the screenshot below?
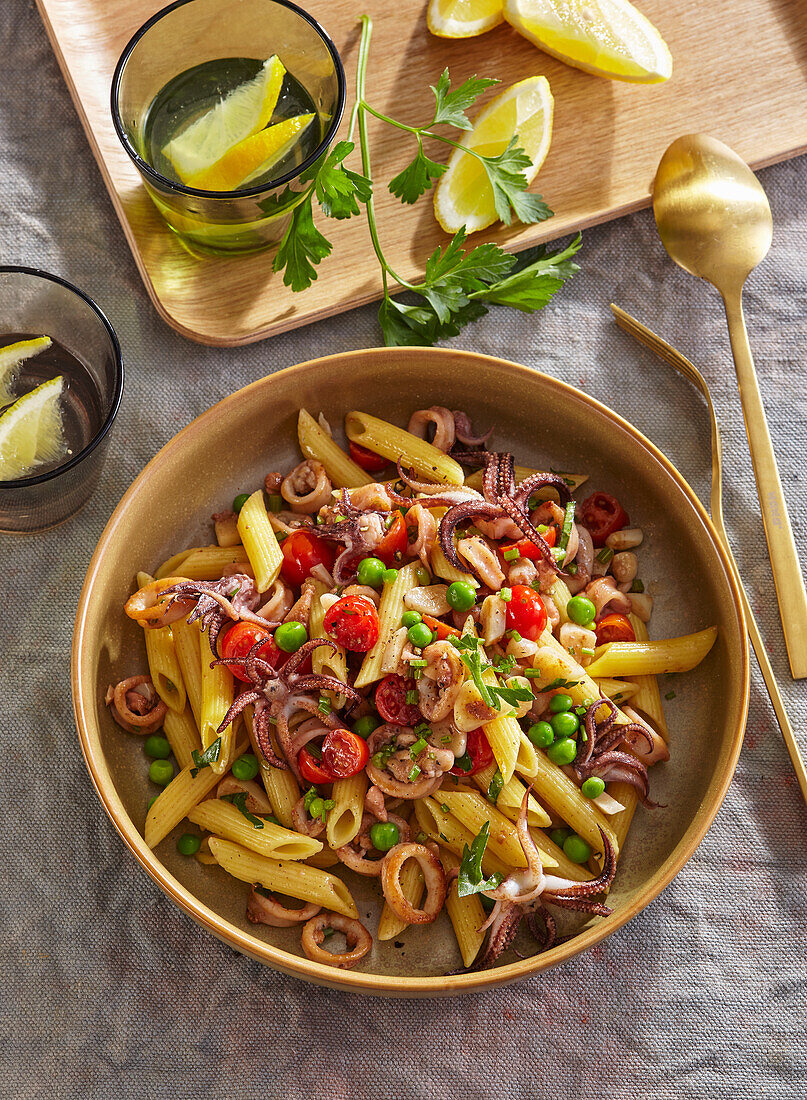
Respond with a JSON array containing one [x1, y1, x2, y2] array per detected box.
[[612, 303, 807, 804], [653, 133, 807, 680]]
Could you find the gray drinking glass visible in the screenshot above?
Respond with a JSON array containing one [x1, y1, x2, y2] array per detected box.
[[0, 268, 124, 533], [111, 0, 346, 255]]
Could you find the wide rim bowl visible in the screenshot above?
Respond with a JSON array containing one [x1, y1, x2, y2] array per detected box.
[[72, 347, 749, 996]]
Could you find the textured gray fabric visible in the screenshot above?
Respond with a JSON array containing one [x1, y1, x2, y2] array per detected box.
[[1, 3, 805, 1098]]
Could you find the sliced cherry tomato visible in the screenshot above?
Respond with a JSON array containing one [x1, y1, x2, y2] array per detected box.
[[375, 674, 422, 726], [422, 613, 460, 640], [298, 746, 334, 785], [450, 728, 494, 777], [280, 529, 335, 587], [349, 440, 389, 473], [505, 583, 548, 641], [498, 530, 556, 566], [374, 510, 407, 566], [220, 621, 281, 683], [579, 492, 630, 547], [322, 728, 370, 778], [595, 612, 636, 644], [323, 594, 379, 652]]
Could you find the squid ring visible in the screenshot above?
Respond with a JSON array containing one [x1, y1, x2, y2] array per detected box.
[[246, 888, 321, 928], [300, 913, 372, 969], [381, 842, 447, 924], [124, 576, 191, 626], [108, 676, 167, 732]]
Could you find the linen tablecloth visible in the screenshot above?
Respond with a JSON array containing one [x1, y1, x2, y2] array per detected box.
[[1, 3, 805, 1096]]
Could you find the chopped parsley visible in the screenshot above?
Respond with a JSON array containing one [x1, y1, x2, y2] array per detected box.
[[190, 737, 221, 778], [487, 767, 504, 802], [222, 791, 264, 829], [457, 821, 503, 898]]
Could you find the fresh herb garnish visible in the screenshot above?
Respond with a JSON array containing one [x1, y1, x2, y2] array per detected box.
[[222, 791, 264, 829], [631, 579, 645, 593], [525, 674, 582, 693], [487, 768, 504, 802], [410, 736, 428, 759], [558, 501, 576, 553], [453, 633, 533, 710], [190, 737, 221, 778], [457, 821, 503, 898], [665, 690, 676, 700], [271, 14, 580, 346]]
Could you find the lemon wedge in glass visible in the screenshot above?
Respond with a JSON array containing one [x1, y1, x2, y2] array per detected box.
[[427, 0, 504, 37], [433, 75, 553, 234], [503, 0, 672, 83], [0, 375, 65, 481], [163, 55, 286, 182], [0, 335, 52, 405], [185, 113, 315, 191]]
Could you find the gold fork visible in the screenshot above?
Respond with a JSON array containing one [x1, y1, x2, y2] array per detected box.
[[611, 304, 807, 804]]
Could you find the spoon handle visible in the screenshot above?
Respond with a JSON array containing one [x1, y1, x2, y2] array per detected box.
[[723, 288, 807, 679]]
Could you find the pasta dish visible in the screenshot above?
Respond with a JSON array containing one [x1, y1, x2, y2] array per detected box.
[[111, 406, 717, 971]]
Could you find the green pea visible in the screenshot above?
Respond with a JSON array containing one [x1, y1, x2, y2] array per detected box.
[[232, 493, 250, 513], [581, 776, 606, 799], [549, 827, 570, 848], [144, 735, 171, 760], [308, 797, 325, 819], [370, 821, 400, 851], [401, 610, 422, 629], [446, 580, 476, 612], [274, 621, 308, 653], [357, 556, 386, 587], [549, 693, 574, 714], [407, 622, 434, 648], [527, 721, 555, 748], [546, 737, 577, 766], [149, 759, 174, 787], [353, 715, 381, 739], [177, 833, 201, 856], [415, 565, 431, 586], [563, 834, 592, 864], [231, 754, 259, 781], [382, 568, 398, 585], [567, 595, 596, 626], [550, 710, 580, 739]]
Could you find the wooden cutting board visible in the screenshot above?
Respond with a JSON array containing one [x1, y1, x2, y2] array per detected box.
[[36, 0, 807, 345]]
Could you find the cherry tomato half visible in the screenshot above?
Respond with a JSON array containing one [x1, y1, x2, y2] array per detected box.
[[323, 594, 380, 652], [422, 613, 460, 640], [374, 511, 408, 566], [499, 530, 556, 566], [579, 492, 630, 548], [322, 728, 370, 778], [349, 440, 389, 473], [450, 728, 494, 777], [298, 746, 334, 785], [220, 621, 281, 683], [280, 529, 335, 587], [375, 674, 422, 726], [595, 612, 636, 644], [505, 583, 548, 641]]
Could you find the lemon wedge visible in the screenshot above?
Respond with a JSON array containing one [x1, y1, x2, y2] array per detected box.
[[0, 336, 52, 405], [0, 375, 65, 481], [427, 0, 504, 37], [503, 0, 672, 83], [433, 76, 553, 234], [163, 55, 286, 182], [186, 113, 315, 191]]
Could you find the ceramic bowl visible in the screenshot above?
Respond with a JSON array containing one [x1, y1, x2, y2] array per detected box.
[[72, 347, 748, 995]]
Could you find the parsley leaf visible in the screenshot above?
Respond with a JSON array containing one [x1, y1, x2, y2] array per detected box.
[[487, 768, 504, 803], [452, 634, 496, 707], [430, 70, 499, 130], [472, 234, 582, 312], [490, 683, 535, 708], [272, 196, 333, 292], [457, 821, 503, 898], [222, 792, 265, 829], [190, 737, 221, 778], [389, 146, 447, 204], [478, 137, 552, 226], [315, 140, 372, 219]]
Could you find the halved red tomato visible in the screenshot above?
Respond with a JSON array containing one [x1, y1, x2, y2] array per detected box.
[[505, 584, 548, 641], [322, 729, 370, 778], [595, 612, 636, 644], [349, 440, 388, 473], [579, 492, 629, 547], [498, 530, 556, 566], [375, 674, 421, 726], [422, 613, 460, 640], [450, 728, 494, 777], [374, 511, 407, 566], [220, 622, 282, 683], [298, 745, 333, 784], [280, 529, 335, 587], [323, 595, 379, 652]]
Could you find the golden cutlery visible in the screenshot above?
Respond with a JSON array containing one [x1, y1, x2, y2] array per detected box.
[[653, 133, 807, 679], [612, 303, 807, 803]]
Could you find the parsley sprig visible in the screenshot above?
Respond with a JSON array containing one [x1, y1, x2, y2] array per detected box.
[[190, 737, 221, 778], [457, 821, 503, 898], [272, 14, 580, 346], [449, 634, 534, 711]]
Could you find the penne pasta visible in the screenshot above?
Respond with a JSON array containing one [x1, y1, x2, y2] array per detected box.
[[525, 749, 619, 857], [173, 545, 253, 581], [145, 625, 186, 713], [584, 627, 718, 679], [326, 773, 367, 850], [199, 629, 234, 772], [440, 850, 486, 968], [377, 859, 424, 941], [188, 799, 322, 860], [297, 408, 372, 488], [345, 411, 464, 486], [208, 838, 358, 919], [549, 577, 573, 623], [414, 797, 510, 878], [144, 736, 249, 848], [594, 677, 641, 705], [155, 547, 200, 580], [430, 543, 479, 588], [162, 705, 201, 771], [306, 848, 341, 869], [355, 561, 421, 687], [472, 764, 551, 828], [530, 827, 593, 882], [439, 788, 561, 871], [237, 490, 282, 592], [244, 706, 300, 828], [171, 618, 203, 727]]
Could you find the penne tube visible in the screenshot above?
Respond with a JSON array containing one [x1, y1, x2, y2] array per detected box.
[[155, 547, 201, 580], [440, 850, 486, 968], [464, 466, 588, 495], [439, 789, 560, 871], [377, 858, 424, 941], [472, 764, 551, 828], [584, 627, 718, 679], [355, 561, 420, 687], [549, 577, 573, 623], [145, 625, 186, 713], [244, 706, 300, 828], [208, 838, 358, 919], [345, 411, 464, 486], [430, 543, 479, 588], [524, 749, 619, 857], [188, 799, 322, 860], [162, 705, 201, 771], [144, 736, 249, 848], [199, 629, 234, 772], [171, 618, 203, 727], [478, 665, 521, 784], [516, 732, 539, 779], [297, 408, 372, 488], [531, 630, 633, 732], [326, 773, 367, 850], [414, 798, 510, 878], [174, 545, 253, 581], [594, 677, 641, 705], [310, 581, 347, 704], [237, 490, 283, 592], [306, 848, 340, 869]]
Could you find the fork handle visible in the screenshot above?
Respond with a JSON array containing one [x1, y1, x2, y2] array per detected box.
[[723, 288, 807, 679]]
